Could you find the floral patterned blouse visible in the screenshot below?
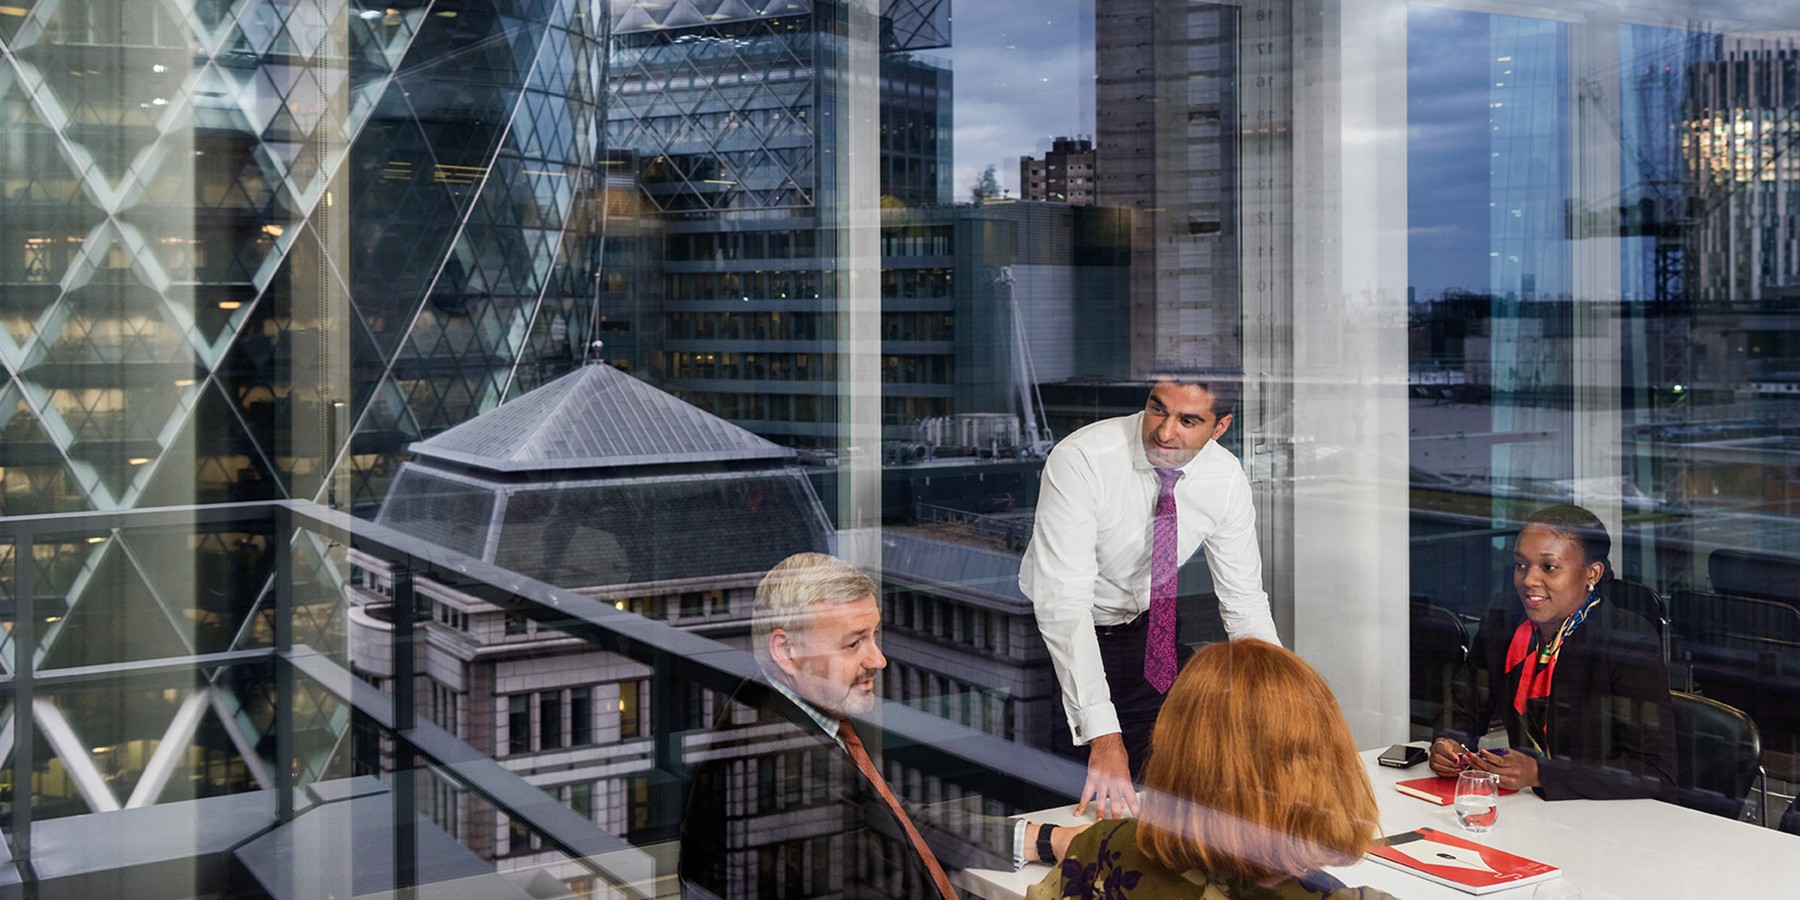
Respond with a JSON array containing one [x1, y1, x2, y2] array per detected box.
[[1028, 819, 1400, 900]]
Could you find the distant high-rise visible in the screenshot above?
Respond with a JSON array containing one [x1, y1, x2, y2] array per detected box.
[[1683, 37, 1800, 304], [1095, 0, 1240, 374], [1019, 137, 1098, 205], [605, 1, 957, 447]]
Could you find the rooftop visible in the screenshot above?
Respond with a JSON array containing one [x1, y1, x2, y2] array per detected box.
[[409, 362, 793, 474]]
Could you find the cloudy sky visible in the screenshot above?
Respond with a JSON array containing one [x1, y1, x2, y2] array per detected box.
[[933, 1, 1746, 301], [1406, 5, 1494, 300], [942, 1, 1094, 200], [937, 0, 1497, 296]]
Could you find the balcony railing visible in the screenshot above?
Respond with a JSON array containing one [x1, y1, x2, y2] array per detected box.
[[0, 500, 1085, 898]]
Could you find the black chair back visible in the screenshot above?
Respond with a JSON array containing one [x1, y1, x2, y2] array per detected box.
[[1181, 591, 1228, 647], [1682, 631, 1800, 786], [1610, 578, 1669, 664], [1669, 690, 1761, 820], [1667, 590, 1800, 659], [1409, 597, 1469, 729], [1708, 548, 1800, 613], [1781, 794, 1800, 836]]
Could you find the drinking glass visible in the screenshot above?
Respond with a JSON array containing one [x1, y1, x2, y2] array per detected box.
[[1534, 882, 1582, 899], [1453, 770, 1501, 832]]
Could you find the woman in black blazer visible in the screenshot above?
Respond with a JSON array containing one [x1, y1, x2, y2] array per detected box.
[[1430, 504, 1676, 800]]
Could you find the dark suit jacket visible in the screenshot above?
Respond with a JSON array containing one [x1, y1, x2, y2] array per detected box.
[[679, 675, 1017, 899], [1436, 595, 1677, 801]]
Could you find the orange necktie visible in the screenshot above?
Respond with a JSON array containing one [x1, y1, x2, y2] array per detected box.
[[837, 719, 960, 900]]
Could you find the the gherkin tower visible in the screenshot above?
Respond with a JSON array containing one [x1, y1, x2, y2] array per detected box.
[[0, 0, 608, 821], [0, 0, 609, 519]]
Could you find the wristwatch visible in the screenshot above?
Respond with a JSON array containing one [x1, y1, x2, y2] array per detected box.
[[1037, 822, 1056, 863]]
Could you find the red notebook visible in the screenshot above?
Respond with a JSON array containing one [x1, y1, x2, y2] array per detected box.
[[1394, 775, 1520, 806], [1368, 827, 1561, 894]]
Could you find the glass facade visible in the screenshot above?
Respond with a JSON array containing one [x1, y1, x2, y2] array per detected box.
[[2, 0, 1800, 896]]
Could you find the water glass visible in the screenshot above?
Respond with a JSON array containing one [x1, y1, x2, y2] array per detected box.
[[1453, 770, 1501, 832]]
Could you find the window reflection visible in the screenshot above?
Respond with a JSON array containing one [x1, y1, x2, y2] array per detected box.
[[3, 0, 1800, 896]]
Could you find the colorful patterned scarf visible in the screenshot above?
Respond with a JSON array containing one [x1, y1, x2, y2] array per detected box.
[[1503, 588, 1603, 719]]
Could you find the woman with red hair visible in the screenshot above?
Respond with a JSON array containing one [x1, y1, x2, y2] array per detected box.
[[1030, 639, 1395, 899]]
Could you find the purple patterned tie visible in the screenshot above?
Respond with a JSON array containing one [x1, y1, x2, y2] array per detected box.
[[1145, 466, 1183, 694]]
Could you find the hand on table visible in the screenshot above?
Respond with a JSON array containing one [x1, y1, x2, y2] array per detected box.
[[1075, 732, 1138, 819], [1428, 737, 1468, 778], [1469, 747, 1540, 791]]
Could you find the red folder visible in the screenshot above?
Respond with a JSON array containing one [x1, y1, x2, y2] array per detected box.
[[1394, 775, 1520, 806]]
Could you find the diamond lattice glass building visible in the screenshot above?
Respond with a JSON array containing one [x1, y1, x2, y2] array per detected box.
[[1, 0, 610, 519], [0, 0, 611, 870]]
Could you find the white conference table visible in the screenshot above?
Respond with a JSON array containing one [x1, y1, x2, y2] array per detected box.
[[956, 745, 1800, 899]]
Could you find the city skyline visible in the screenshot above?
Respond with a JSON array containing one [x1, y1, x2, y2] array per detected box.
[[945, 2, 1513, 301], [3, 1, 1800, 894]]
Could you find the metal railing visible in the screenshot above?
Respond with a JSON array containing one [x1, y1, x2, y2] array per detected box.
[[0, 500, 1083, 896]]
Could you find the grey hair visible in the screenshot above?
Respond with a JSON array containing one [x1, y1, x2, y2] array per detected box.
[[752, 552, 879, 664]]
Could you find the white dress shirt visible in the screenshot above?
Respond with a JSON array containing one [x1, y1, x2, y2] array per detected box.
[[1018, 413, 1280, 744]]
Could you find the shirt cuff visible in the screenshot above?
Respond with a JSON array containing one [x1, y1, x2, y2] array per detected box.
[[1013, 819, 1029, 869], [1072, 703, 1121, 746]]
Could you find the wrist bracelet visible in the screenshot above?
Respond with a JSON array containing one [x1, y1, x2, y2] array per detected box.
[[1036, 822, 1056, 863]]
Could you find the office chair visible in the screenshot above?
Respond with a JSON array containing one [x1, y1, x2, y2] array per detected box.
[[1409, 597, 1469, 732], [1669, 690, 1763, 821], [1667, 589, 1800, 662], [1610, 578, 1669, 665], [1708, 548, 1800, 614]]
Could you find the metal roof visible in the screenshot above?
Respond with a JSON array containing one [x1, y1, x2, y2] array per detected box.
[[408, 363, 792, 472], [376, 465, 832, 588]]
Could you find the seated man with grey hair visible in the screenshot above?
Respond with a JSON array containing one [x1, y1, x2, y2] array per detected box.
[[680, 552, 1083, 899]]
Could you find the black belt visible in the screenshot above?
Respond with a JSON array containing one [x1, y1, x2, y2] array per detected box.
[[1094, 613, 1148, 638]]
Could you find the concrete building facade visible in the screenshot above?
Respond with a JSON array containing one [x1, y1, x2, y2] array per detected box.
[[1018, 137, 1098, 205]]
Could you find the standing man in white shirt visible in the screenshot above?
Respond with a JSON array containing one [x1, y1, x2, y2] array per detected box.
[[1019, 375, 1281, 819]]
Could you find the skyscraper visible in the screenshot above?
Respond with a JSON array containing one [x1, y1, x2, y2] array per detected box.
[[604, 0, 957, 446], [0, 1, 612, 518], [1095, 0, 1240, 374], [0, 0, 612, 846], [1683, 36, 1800, 304]]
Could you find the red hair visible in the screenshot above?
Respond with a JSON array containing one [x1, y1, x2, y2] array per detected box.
[[1136, 640, 1381, 882]]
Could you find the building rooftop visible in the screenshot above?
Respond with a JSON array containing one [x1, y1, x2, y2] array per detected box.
[[409, 361, 793, 473], [380, 362, 830, 588]]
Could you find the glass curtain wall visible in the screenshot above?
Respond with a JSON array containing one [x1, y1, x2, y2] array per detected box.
[[1407, 0, 1800, 812], [3, 0, 1800, 896]]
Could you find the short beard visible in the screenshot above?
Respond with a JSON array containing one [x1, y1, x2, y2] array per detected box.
[[786, 670, 877, 717], [836, 687, 877, 716]]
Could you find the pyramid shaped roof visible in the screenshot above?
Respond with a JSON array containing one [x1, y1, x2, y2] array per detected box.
[[409, 362, 792, 472]]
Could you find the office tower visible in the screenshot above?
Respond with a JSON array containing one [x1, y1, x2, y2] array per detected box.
[[1683, 37, 1800, 305], [0, 5, 611, 874], [354, 357, 1071, 879], [606, 1, 958, 447], [1019, 137, 1098, 205], [0, 2, 613, 519], [1095, 0, 1239, 374]]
